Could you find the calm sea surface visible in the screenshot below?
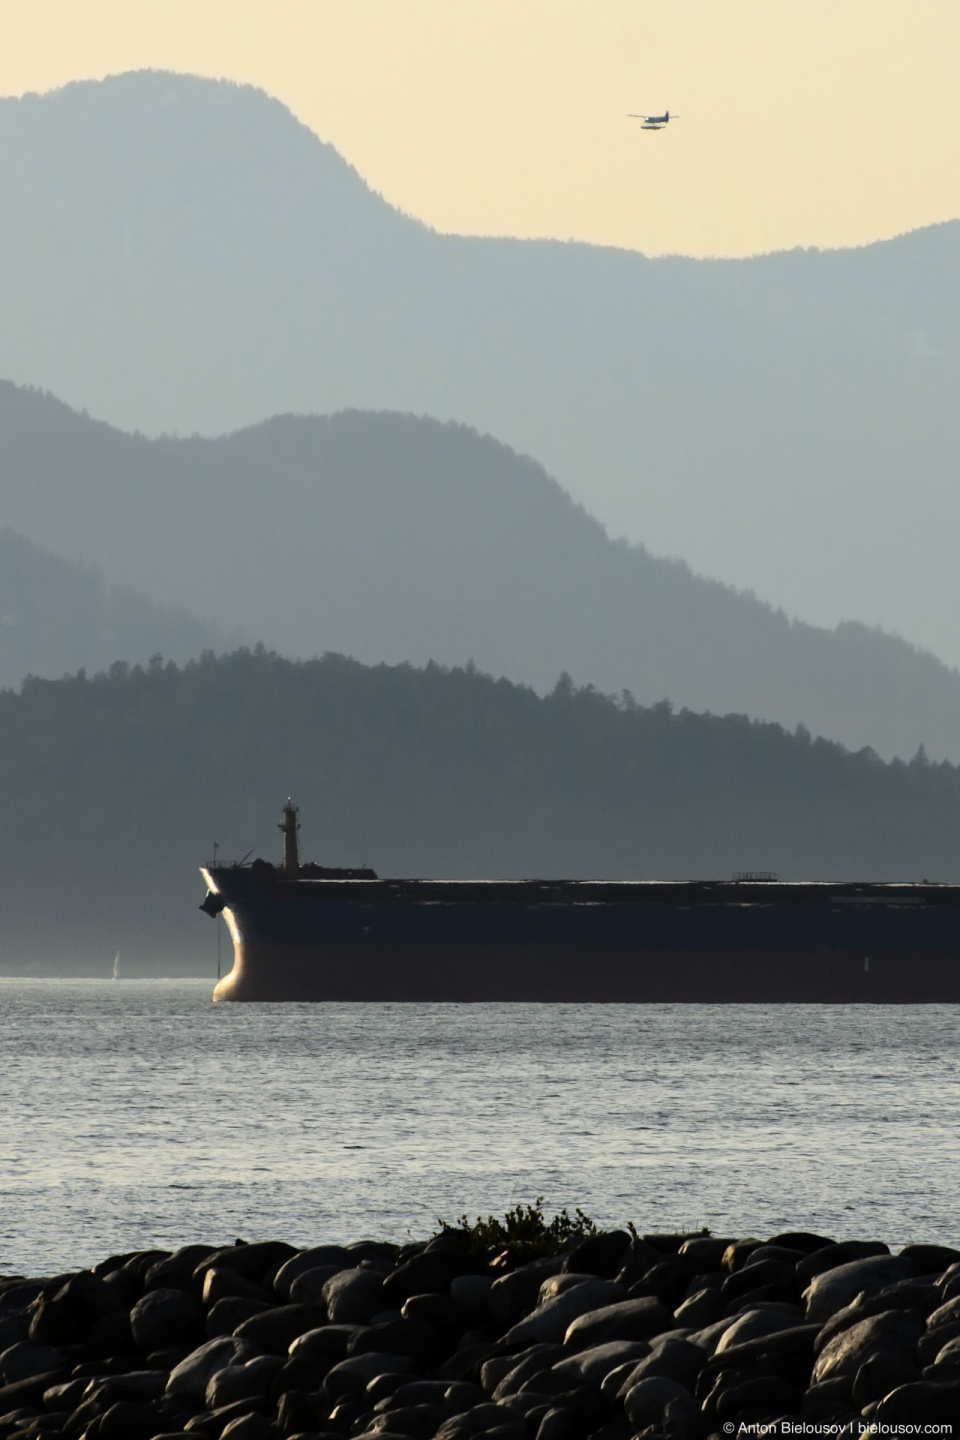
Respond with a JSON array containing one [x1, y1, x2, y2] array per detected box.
[[2, 980, 959, 1276]]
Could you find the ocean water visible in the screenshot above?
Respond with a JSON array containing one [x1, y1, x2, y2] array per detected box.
[[1, 980, 959, 1276]]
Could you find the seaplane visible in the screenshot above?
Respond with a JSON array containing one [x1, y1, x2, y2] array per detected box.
[[628, 110, 677, 131]]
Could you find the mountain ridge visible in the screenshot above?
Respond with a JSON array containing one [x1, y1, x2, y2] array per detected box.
[[0, 522, 226, 690], [2, 379, 960, 761], [2, 72, 960, 660]]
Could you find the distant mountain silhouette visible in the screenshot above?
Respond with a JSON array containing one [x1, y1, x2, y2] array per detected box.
[[2, 650, 958, 974], [0, 526, 225, 690], [2, 380, 960, 761], [1, 72, 959, 662]]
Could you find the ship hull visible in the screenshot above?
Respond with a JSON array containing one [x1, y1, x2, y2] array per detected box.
[[203, 868, 960, 1003], [211, 938, 960, 1003]]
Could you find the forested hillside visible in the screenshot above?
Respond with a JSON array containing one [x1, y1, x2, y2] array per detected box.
[[0, 527, 225, 689], [5, 386, 960, 761], [2, 72, 960, 660], [1, 650, 957, 974]]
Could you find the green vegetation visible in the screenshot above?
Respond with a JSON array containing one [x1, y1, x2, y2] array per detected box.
[[3, 70, 960, 704], [436, 1198, 597, 1261], [4, 330, 960, 765], [1, 647, 959, 973]]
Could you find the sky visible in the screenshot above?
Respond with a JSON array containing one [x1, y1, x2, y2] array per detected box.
[[2, 0, 959, 258]]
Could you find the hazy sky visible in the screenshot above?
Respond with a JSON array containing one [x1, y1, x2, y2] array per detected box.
[[3, 0, 959, 257]]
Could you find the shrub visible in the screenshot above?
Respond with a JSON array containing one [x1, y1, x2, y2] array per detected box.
[[437, 1196, 597, 1260]]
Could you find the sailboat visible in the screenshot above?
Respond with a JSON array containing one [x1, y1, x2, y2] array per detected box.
[[112, 950, 120, 980]]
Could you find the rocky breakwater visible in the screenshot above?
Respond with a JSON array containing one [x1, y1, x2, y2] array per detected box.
[[2, 1224, 960, 1439]]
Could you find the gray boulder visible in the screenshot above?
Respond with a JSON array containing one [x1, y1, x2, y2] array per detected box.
[[537, 1273, 604, 1305], [562, 1231, 631, 1278], [0, 1342, 64, 1384], [600, 1359, 643, 1401], [873, 1379, 960, 1423], [97, 1399, 171, 1439], [27, 1270, 122, 1345], [289, 1323, 364, 1360], [815, 1281, 941, 1356], [488, 1258, 566, 1325], [742, 1244, 806, 1268], [206, 1295, 273, 1338], [449, 1276, 494, 1311], [192, 1240, 297, 1289], [0, 1282, 44, 1320], [165, 1335, 260, 1406], [349, 1316, 444, 1368], [613, 1337, 704, 1394], [0, 1368, 68, 1415], [562, 1295, 670, 1349], [501, 1278, 622, 1347], [686, 1314, 742, 1355], [899, 1244, 960, 1275], [435, 1402, 521, 1440], [220, 1414, 278, 1440], [926, 1293, 960, 1335], [673, 1286, 723, 1329], [803, 1255, 911, 1322], [367, 1402, 443, 1438], [202, 1266, 273, 1307], [273, 1245, 353, 1300], [530, 1404, 576, 1440], [233, 1303, 324, 1355], [490, 1345, 568, 1398], [699, 1324, 820, 1391], [550, 1340, 649, 1388], [130, 1287, 205, 1354], [940, 1262, 960, 1300], [721, 1239, 764, 1271], [623, 1375, 697, 1430], [929, 1334, 960, 1370], [385, 1379, 455, 1407], [921, 1321, 960, 1366], [715, 1308, 807, 1353], [921, 1336, 960, 1367], [715, 1375, 802, 1422], [0, 1285, 44, 1353], [84, 1369, 168, 1405], [801, 1375, 856, 1420], [207, 1359, 278, 1410], [323, 1268, 385, 1324], [812, 1309, 922, 1384], [443, 1380, 487, 1413], [143, 1244, 218, 1295], [796, 1241, 890, 1288], [288, 1265, 343, 1305], [853, 1350, 920, 1408], [481, 1353, 524, 1394], [324, 1351, 413, 1401], [0, 1315, 30, 1351], [43, 1377, 87, 1411], [678, 1237, 735, 1268]]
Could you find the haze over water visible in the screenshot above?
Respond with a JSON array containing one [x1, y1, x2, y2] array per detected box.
[[2, 980, 958, 1276]]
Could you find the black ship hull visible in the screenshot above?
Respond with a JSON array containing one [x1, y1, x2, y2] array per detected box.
[[201, 866, 960, 1003]]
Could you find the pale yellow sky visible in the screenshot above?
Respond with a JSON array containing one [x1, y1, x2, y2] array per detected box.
[[2, 0, 959, 257]]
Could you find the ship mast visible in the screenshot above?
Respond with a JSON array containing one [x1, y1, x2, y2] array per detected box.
[[280, 798, 300, 873]]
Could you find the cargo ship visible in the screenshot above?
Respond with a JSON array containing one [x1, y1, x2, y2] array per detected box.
[[199, 802, 960, 1002]]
